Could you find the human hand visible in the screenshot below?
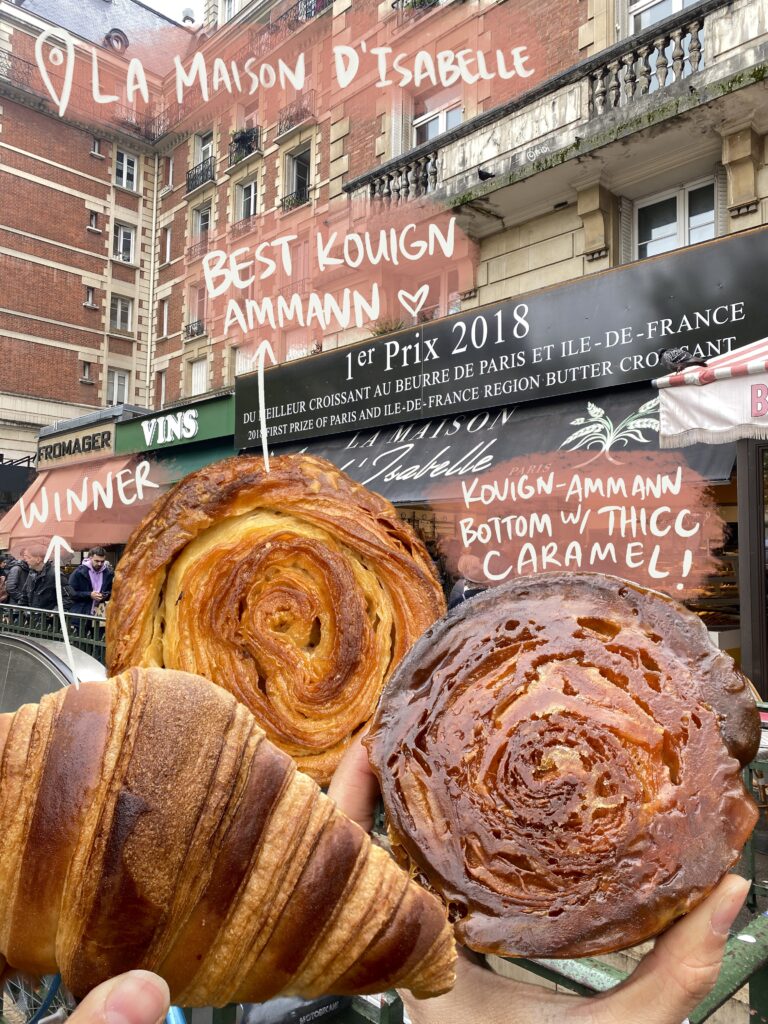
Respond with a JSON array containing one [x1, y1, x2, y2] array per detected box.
[[67, 970, 169, 1024], [327, 740, 750, 1024], [91, 591, 103, 601]]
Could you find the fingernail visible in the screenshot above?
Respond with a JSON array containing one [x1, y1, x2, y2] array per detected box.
[[710, 877, 750, 937], [105, 971, 170, 1024]]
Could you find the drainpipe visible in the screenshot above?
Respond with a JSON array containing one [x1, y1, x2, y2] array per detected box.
[[147, 150, 160, 410]]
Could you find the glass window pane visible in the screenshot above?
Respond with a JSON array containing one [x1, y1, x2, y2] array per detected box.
[[637, 196, 678, 259], [688, 183, 715, 244], [415, 115, 440, 146], [445, 106, 462, 131], [633, 0, 674, 30]]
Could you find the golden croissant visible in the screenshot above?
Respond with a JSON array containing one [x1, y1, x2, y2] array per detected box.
[[107, 454, 446, 785], [0, 668, 456, 1005]]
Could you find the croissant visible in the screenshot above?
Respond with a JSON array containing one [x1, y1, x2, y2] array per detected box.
[[0, 667, 456, 1005], [366, 572, 760, 958], [106, 454, 445, 784]]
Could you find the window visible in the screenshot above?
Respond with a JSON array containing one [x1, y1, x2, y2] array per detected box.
[[198, 132, 214, 163], [413, 92, 463, 147], [222, 0, 237, 20], [88, 211, 100, 231], [84, 286, 96, 307], [91, 138, 102, 156], [106, 368, 129, 406], [81, 361, 92, 381], [110, 295, 133, 333], [190, 357, 208, 396], [635, 180, 715, 260], [239, 181, 257, 220], [628, 0, 699, 32], [194, 204, 211, 237], [158, 298, 169, 337], [156, 369, 166, 407], [161, 226, 172, 264], [284, 146, 311, 208], [165, 156, 174, 187], [234, 346, 255, 376], [112, 223, 135, 263], [115, 150, 137, 190]]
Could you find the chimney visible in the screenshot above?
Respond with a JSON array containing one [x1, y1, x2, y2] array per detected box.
[[181, 7, 196, 23]]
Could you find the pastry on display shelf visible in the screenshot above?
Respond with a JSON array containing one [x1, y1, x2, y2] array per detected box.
[[106, 454, 445, 785], [366, 572, 760, 958], [0, 668, 456, 1006]]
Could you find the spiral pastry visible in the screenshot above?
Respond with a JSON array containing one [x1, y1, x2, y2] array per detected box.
[[107, 455, 445, 784], [366, 573, 760, 957]]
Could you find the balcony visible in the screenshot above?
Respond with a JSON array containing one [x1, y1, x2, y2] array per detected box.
[[186, 156, 216, 196], [228, 127, 262, 169], [346, 0, 758, 210], [276, 92, 316, 139], [391, 0, 443, 25], [231, 214, 258, 240], [184, 320, 206, 340], [186, 236, 210, 261], [280, 187, 311, 213]]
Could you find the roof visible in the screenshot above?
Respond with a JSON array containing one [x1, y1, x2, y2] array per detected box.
[[18, 0, 193, 73], [655, 337, 768, 388]]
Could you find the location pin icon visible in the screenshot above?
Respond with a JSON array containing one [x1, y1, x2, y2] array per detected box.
[[35, 29, 75, 118]]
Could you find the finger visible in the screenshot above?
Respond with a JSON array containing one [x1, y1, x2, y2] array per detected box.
[[70, 970, 170, 1024], [327, 732, 380, 832], [589, 874, 750, 1024]]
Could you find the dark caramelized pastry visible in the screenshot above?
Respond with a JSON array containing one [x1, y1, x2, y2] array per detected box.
[[0, 669, 456, 1004], [366, 573, 760, 957], [107, 454, 445, 784]]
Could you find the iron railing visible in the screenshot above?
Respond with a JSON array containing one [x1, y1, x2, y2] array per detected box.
[[186, 235, 210, 261], [231, 213, 258, 239], [281, 187, 311, 212], [0, 605, 106, 663], [184, 319, 206, 339], [186, 155, 216, 194], [277, 91, 316, 136], [391, 0, 443, 23], [229, 126, 262, 166]]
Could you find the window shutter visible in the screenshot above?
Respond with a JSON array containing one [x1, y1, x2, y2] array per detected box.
[[618, 196, 633, 264], [390, 91, 415, 158], [714, 162, 729, 237]]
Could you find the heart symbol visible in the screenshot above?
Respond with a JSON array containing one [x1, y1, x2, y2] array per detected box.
[[35, 29, 75, 118], [398, 285, 429, 319]]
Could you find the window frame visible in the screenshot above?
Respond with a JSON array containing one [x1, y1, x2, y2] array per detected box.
[[194, 203, 212, 237], [412, 101, 463, 148], [189, 356, 208, 396], [84, 285, 96, 307], [109, 294, 134, 334], [106, 367, 129, 406], [197, 131, 214, 163], [158, 297, 170, 338], [157, 369, 167, 408], [161, 225, 172, 264], [115, 150, 138, 191], [112, 222, 136, 264], [91, 137, 102, 156], [239, 180, 258, 220], [633, 176, 716, 261], [287, 144, 312, 198]]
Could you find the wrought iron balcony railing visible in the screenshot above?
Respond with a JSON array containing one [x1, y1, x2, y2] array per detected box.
[[276, 92, 316, 137], [391, 0, 443, 23], [184, 319, 206, 339], [280, 187, 311, 212], [231, 213, 258, 239], [186, 156, 216, 194], [186, 236, 210, 261], [229, 127, 262, 167]]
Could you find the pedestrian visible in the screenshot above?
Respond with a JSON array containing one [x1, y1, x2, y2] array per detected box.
[[5, 547, 32, 606], [21, 545, 60, 611], [67, 546, 114, 617], [448, 553, 487, 609]]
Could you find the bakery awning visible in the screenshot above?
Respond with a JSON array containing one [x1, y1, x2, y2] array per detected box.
[[0, 454, 167, 551], [274, 385, 736, 503], [656, 337, 768, 447]]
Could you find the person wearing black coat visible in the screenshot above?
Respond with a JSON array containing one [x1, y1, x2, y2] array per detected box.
[[21, 550, 60, 611], [5, 554, 31, 605], [66, 548, 114, 616]]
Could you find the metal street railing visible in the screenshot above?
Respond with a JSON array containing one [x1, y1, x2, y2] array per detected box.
[[0, 604, 106, 662]]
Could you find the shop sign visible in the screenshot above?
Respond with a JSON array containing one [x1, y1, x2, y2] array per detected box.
[[37, 425, 114, 467], [236, 227, 768, 448], [115, 395, 234, 454]]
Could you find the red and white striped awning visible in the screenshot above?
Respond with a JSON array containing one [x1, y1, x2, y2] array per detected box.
[[656, 336, 768, 388], [655, 338, 768, 447]]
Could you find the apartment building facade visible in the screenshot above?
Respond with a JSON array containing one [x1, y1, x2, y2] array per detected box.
[[0, 0, 767, 457]]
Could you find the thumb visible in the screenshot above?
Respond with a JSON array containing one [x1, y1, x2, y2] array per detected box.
[[70, 970, 170, 1024], [589, 874, 750, 1024], [327, 732, 380, 833]]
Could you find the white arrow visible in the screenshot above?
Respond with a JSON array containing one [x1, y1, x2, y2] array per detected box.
[[255, 339, 277, 473], [44, 535, 79, 688]]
